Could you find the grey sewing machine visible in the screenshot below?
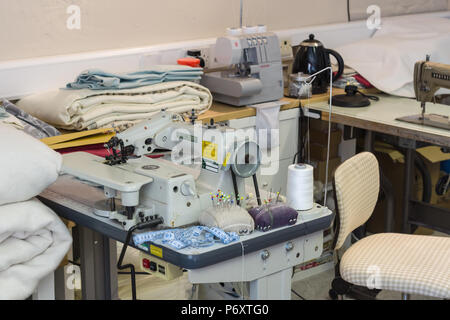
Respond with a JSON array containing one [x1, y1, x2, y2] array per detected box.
[[397, 57, 450, 130], [201, 32, 284, 106], [62, 111, 261, 230]]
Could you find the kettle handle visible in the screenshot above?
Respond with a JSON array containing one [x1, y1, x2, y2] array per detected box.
[[326, 49, 345, 82]]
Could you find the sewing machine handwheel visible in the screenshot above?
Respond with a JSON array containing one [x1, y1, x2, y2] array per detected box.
[[231, 140, 261, 178]]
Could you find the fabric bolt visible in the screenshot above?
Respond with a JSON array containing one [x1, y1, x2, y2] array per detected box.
[[133, 226, 239, 250], [340, 233, 450, 299], [66, 65, 203, 90], [17, 81, 212, 130]]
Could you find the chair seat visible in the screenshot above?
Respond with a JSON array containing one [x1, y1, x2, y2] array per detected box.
[[340, 233, 450, 299]]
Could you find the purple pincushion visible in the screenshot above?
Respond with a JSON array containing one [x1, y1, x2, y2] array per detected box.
[[248, 203, 298, 232]]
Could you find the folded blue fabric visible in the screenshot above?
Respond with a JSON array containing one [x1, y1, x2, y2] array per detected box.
[[133, 226, 239, 250], [66, 66, 204, 90]]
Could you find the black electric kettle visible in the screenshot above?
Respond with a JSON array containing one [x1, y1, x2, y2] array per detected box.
[[292, 34, 344, 94]]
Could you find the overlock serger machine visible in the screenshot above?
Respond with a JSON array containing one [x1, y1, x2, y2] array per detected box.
[[201, 32, 284, 106], [62, 111, 261, 230], [397, 56, 450, 130]]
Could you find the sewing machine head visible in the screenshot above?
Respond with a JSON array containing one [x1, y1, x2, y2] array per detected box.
[[397, 57, 450, 130], [201, 32, 284, 106], [414, 56, 450, 108], [62, 111, 261, 229]]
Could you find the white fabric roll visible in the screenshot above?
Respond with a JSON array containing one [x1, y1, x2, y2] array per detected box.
[[0, 124, 62, 206], [0, 199, 72, 300], [286, 164, 314, 211]]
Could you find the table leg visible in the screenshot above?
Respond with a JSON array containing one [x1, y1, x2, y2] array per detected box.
[[364, 129, 395, 232], [380, 172, 395, 232], [79, 226, 118, 300], [402, 147, 415, 234], [249, 268, 292, 300], [364, 130, 374, 152]]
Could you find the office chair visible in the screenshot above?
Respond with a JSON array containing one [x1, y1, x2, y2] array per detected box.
[[329, 152, 449, 300]]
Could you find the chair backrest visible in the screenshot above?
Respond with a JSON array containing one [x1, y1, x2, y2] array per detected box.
[[333, 152, 380, 250]]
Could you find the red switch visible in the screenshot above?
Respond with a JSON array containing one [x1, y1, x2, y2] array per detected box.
[[142, 258, 150, 269]]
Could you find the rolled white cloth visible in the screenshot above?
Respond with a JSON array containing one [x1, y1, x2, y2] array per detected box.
[[0, 199, 72, 300]]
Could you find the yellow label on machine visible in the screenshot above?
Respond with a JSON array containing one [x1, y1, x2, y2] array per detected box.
[[150, 245, 163, 258], [223, 152, 231, 167], [202, 141, 218, 161]]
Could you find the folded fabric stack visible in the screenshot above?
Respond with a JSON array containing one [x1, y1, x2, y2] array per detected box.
[[1, 99, 60, 139], [66, 66, 203, 90], [17, 80, 213, 131], [0, 124, 72, 300]]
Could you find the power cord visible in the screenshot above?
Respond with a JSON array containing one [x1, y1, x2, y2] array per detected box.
[[291, 289, 306, 300], [117, 217, 164, 300]]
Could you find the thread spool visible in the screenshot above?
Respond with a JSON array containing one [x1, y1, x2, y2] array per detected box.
[[226, 27, 243, 37], [243, 26, 258, 35], [286, 164, 314, 211], [257, 25, 267, 33]]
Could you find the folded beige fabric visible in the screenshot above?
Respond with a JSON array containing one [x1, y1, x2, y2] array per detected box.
[[17, 81, 212, 131]]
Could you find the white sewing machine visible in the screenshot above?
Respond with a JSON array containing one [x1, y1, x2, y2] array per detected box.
[[62, 111, 261, 230], [201, 32, 284, 106]]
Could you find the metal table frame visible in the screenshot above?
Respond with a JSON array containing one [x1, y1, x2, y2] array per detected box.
[[304, 94, 450, 235], [38, 188, 333, 300]]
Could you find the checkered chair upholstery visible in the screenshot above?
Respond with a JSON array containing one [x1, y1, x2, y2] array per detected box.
[[334, 152, 380, 250], [334, 152, 450, 299]]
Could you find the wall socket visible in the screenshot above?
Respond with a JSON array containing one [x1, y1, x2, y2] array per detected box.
[[280, 38, 293, 60], [183, 45, 215, 69]]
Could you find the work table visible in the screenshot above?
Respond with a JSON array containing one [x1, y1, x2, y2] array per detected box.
[[198, 88, 349, 123]]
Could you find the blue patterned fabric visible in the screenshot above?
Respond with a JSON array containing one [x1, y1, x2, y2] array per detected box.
[[1, 100, 60, 139], [133, 226, 239, 250]]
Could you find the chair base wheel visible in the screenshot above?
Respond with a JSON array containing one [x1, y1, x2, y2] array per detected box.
[[329, 289, 339, 300]]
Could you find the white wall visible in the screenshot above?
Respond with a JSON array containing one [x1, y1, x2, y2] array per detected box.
[[0, 0, 448, 62], [349, 0, 448, 20]]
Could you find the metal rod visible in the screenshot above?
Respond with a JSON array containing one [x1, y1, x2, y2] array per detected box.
[[240, 0, 244, 28], [302, 67, 333, 206], [402, 147, 415, 234], [253, 174, 262, 206]]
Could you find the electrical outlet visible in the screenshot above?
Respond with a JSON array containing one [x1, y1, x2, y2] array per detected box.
[[200, 46, 212, 69], [184, 46, 212, 69], [280, 38, 293, 60]]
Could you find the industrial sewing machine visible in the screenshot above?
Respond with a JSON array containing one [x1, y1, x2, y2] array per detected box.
[[397, 57, 450, 130], [62, 111, 261, 230], [201, 32, 284, 106]]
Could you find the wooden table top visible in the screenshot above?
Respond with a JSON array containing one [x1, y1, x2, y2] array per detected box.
[[198, 88, 449, 147], [197, 88, 348, 123]]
